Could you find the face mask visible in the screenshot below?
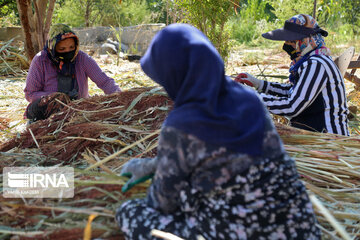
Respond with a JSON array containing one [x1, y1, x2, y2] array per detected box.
[[282, 43, 297, 60], [56, 50, 76, 62]]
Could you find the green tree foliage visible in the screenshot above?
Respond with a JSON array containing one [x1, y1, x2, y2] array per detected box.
[[146, 0, 168, 23], [52, 0, 85, 27], [0, 0, 16, 16], [53, 0, 112, 27], [230, 0, 359, 45], [114, 0, 155, 26], [317, 0, 360, 33], [174, 0, 234, 63], [52, 0, 157, 27], [343, 0, 360, 30], [1, 0, 359, 47], [237, 0, 275, 22], [229, 0, 276, 44], [0, 0, 19, 26], [268, 0, 314, 23]]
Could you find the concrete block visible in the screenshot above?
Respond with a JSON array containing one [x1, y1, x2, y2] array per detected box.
[[0, 27, 24, 42]]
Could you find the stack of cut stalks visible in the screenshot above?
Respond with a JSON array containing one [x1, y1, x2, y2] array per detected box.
[[0, 39, 29, 76], [0, 87, 359, 240], [276, 123, 360, 239]]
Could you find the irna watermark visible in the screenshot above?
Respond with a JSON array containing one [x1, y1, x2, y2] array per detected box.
[[3, 167, 74, 198]]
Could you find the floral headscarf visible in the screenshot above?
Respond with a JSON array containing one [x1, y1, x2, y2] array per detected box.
[[289, 14, 330, 65], [288, 15, 330, 84], [45, 23, 79, 69]]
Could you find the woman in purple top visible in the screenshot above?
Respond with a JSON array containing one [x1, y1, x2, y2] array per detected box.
[[24, 23, 120, 121]]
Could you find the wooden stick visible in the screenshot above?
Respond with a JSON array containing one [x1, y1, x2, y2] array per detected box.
[[344, 72, 360, 87], [55, 98, 124, 113], [151, 229, 184, 240], [82, 151, 114, 175], [310, 195, 352, 240], [28, 128, 40, 149], [84, 129, 160, 171]]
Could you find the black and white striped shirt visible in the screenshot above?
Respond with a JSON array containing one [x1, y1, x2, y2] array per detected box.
[[259, 55, 349, 135]]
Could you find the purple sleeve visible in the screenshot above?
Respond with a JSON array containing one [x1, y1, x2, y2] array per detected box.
[[24, 54, 54, 102], [80, 52, 121, 94]]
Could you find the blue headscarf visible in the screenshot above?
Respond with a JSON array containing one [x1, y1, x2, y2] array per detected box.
[[141, 24, 265, 156]]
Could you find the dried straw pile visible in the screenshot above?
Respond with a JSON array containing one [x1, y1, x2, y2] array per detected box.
[[0, 87, 359, 239], [0, 87, 170, 162], [0, 39, 29, 76], [276, 124, 360, 239]]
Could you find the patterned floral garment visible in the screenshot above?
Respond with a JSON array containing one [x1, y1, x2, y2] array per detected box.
[[116, 113, 321, 240]]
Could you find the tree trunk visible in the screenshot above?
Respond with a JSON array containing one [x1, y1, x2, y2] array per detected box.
[[16, 0, 56, 62], [17, 0, 36, 61], [43, 0, 55, 43], [312, 0, 317, 19], [85, 0, 91, 27]]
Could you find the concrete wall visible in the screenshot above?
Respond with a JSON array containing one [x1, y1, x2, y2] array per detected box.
[[0, 27, 24, 42], [120, 24, 165, 54], [0, 24, 165, 55], [74, 24, 165, 55], [73, 26, 113, 45]]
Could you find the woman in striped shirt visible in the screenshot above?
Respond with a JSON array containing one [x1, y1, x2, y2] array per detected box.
[[235, 14, 349, 135]]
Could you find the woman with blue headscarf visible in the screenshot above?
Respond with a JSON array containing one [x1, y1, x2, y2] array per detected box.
[[116, 24, 320, 239], [235, 14, 349, 135]]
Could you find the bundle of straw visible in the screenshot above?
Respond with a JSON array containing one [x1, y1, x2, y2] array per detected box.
[[0, 87, 169, 162], [0, 87, 359, 239], [0, 39, 29, 76], [275, 123, 360, 238], [0, 150, 138, 240]]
